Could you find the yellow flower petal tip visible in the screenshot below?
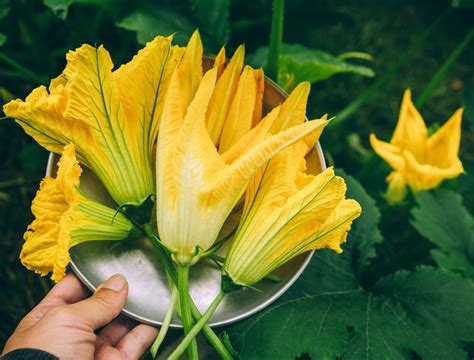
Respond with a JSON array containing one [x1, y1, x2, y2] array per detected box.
[[206, 44, 246, 145], [223, 149, 362, 287], [3, 35, 185, 216], [370, 89, 464, 202], [21, 144, 139, 282]]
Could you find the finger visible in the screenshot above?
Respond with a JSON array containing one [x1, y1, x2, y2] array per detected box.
[[41, 273, 90, 306], [116, 324, 158, 359], [96, 316, 136, 347], [18, 274, 89, 329], [68, 274, 128, 330]]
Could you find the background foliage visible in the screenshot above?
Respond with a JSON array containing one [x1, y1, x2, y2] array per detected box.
[[0, 0, 473, 358]]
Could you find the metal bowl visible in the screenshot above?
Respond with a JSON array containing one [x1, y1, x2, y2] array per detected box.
[[46, 59, 326, 328]]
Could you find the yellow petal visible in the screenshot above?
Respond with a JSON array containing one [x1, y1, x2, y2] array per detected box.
[[403, 150, 463, 191], [157, 68, 222, 255], [213, 47, 226, 78], [206, 45, 245, 144], [114, 35, 184, 156], [177, 30, 204, 116], [391, 89, 427, 160], [426, 108, 464, 169], [219, 66, 258, 153], [252, 68, 265, 127], [270, 81, 310, 133], [220, 105, 280, 165], [208, 119, 329, 203], [369, 133, 405, 172], [307, 199, 362, 253]]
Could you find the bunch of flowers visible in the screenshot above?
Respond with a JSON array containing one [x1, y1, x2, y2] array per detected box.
[[3, 30, 362, 359]]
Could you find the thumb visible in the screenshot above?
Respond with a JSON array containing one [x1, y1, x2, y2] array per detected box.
[[69, 274, 128, 330]]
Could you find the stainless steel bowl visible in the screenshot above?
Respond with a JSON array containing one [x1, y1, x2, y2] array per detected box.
[[46, 58, 326, 328]]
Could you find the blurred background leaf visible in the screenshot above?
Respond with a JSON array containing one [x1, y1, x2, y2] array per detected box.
[[117, 6, 195, 46], [249, 43, 374, 92]]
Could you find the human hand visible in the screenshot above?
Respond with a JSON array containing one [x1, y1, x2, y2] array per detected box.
[[2, 274, 158, 360]]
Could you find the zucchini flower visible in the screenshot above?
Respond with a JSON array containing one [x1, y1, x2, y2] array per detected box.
[[156, 62, 328, 265], [4, 35, 184, 222], [223, 99, 362, 286], [21, 144, 141, 282], [370, 89, 464, 204]]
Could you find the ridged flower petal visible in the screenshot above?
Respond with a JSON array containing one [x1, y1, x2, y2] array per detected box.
[[219, 66, 263, 152], [206, 45, 245, 144]]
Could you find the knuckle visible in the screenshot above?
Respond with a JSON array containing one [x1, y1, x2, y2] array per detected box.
[[92, 290, 118, 313]]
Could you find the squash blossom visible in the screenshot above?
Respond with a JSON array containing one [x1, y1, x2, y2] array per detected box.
[[223, 84, 361, 286], [370, 89, 464, 204], [3, 35, 184, 222], [22, 144, 141, 282], [156, 44, 329, 265]]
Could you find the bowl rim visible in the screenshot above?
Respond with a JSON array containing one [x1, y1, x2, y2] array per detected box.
[[45, 73, 326, 328]]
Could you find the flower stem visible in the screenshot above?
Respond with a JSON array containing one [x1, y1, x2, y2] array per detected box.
[[168, 291, 226, 360], [176, 264, 198, 360], [0, 52, 47, 84], [150, 285, 178, 358], [266, 0, 284, 81], [142, 224, 233, 359], [332, 8, 451, 126], [415, 28, 474, 108]]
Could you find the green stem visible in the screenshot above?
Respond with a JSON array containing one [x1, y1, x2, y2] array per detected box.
[[168, 291, 226, 360], [0, 52, 47, 84], [177, 265, 198, 360], [142, 224, 233, 359], [150, 286, 178, 358], [266, 0, 284, 81], [416, 28, 474, 108], [332, 8, 451, 126]]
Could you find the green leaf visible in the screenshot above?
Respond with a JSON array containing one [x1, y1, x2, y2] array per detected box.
[[227, 176, 474, 359], [189, 0, 230, 48], [116, 7, 194, 47], [0, 0, 10, 46], [412, 190, 474, 278], [337, 169, 383, 276], [249, 43, 374, 91], [43, 0, 106, 19]]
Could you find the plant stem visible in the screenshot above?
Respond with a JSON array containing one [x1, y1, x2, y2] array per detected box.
[[266, 0, 284, 81], [332, 8, 451, 126], [168, 291, 226, 360], [176, 265, 198, 360], [416, 28, 474, 108], [142, 224, 233, 359], [150, 285, 178, 358], [0, 52, 47, 84]]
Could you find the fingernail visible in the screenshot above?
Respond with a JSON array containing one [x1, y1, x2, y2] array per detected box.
[[99, 274, 127, 292]]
